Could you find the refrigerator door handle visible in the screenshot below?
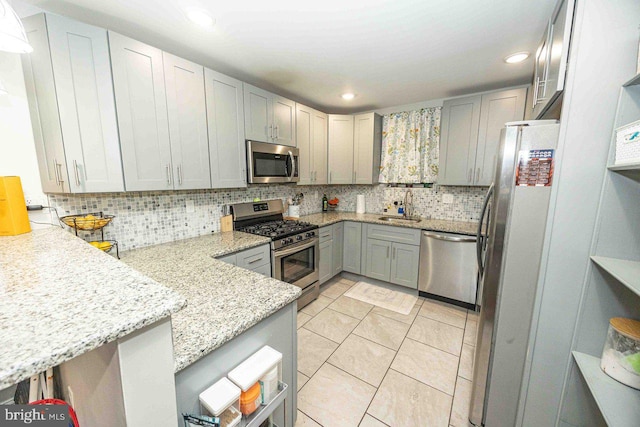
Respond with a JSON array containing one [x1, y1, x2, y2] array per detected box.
[[476, 183, 494, 277]]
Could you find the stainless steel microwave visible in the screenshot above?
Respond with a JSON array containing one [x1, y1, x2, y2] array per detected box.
[[247, 140, 299, 184]]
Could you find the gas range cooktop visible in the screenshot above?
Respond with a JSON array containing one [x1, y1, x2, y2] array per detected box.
[[238, 220, 318, 240]]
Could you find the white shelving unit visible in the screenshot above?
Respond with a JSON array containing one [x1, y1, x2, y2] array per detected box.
[[590, 256, 640, 298], [572, 352, 640, 427], [563, 70, 640, 425]]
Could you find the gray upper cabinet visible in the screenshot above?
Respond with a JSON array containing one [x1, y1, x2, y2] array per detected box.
[[328, 115, 355, 184], [205, 69, 247, 189], [312, 110, 329, 185], [296, 104, 314, 185], [390, 242, 420, 289], [531, 0, 575, 118], [332, 222, 344, 275], [21, 14, 124, 193], [438, 95, 482, 186], [273, 95, 296, 146], [475, 88, 527, 185], [163, 53, 211, 189], [243, 84, 271, 143], [439, 87, 527, 186], [353, 113, 382, 185], [243, 84, 296, 146], [343, 222, 362, 274], [296, 104, 328, 185], [109, 32, 173, 192], [319, 238, 333, 285]]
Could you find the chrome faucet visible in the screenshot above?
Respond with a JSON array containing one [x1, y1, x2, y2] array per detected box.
[[404, 189, 414, 218]]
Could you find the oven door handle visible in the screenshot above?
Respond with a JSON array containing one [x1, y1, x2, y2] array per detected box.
[[274, 237, 318, 258]]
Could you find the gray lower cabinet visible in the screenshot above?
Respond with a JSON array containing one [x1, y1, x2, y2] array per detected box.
[[365, 238, 393, 282], [216, 244, 271, 277], [332, 223, 344, 275], [363, 224, 421, 288], [343, 222, 362, 274], [319, 239, 333, 284], [320, 222, 420, 288], [390, 242, 420, 289]]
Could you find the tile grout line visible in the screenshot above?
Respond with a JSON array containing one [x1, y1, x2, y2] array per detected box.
[[448, 310, 470, 426], [299, 278, 375, 427], [360, 297, 426, 426], [299, 287, 470, 427]]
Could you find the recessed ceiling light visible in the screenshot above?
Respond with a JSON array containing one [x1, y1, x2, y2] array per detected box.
[[341, 93, 356, 100], [186, 8, 215, 29], [504, 52, 530, 64]]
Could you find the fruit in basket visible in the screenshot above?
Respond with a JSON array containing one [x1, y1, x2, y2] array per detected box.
[[328, 198, 339, 206], [89, 241, 112, 251]]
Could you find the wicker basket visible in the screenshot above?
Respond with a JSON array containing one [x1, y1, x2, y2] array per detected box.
[[60, 212, 114, 231]]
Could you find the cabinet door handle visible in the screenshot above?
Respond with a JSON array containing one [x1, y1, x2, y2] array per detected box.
[[386, 246, 390, 259], [535, 80, 548, 105], [476, 168, 481, 182], [177, 165, 183, 185], [268, 125, 273, 140], [275, 125, 279, 140], [392, 247, 396, 259], [468, 168, 472, 183], [73, 160, 81, 186], [55, 160, 64, 186], [53, 159, 60, 186], [247, 256, 264, 265], [166, 164, 172, 186], [532, 77, 539, 108]]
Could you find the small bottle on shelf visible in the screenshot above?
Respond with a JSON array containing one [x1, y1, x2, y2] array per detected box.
[[322, 194, 328, 212]]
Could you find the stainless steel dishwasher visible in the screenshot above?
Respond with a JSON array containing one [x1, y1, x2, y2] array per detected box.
[[418, 231, 478, 308]]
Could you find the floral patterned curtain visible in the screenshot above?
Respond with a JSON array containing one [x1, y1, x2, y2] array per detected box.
[[378, 107, 441, 184]]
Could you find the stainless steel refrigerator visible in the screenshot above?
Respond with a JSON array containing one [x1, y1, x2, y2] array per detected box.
[[470, 120, 560, 426]]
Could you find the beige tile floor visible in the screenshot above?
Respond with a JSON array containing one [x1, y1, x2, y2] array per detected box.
[[296, 275, 477, 427]]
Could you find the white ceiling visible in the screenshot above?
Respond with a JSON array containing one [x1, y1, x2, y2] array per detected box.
[[20, 0, 556, 113]]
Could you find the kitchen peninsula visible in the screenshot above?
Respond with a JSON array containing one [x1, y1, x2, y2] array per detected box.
[[0, 227, 300, 427]]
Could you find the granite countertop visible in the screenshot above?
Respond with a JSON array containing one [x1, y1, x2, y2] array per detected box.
[[300, 212, 478, 235], [0, 227, 186, 390], [119, 231, 301, 373]]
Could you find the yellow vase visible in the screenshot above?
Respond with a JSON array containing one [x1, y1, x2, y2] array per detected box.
[[0, 176, 31, 236]]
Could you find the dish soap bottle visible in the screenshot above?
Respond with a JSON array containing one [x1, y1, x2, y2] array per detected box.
[[322, 194, 328, 212]]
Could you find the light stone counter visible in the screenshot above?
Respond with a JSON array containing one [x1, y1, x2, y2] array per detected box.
[[0, 227, 186, 390], [299, 212, 478, 235], [119, 231, 301, 372]]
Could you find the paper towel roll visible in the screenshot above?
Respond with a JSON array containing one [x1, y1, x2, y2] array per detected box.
[[356, 194, 366, 214]]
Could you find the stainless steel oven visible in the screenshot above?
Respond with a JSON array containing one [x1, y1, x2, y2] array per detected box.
[[273, 237, 319, 309], [247, 140, 299, 184]]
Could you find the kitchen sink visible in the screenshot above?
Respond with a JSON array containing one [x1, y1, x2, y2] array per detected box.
[[378, 216, 422, 223]]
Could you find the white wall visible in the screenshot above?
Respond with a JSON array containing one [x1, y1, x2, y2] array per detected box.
[[0, 51, 50, 226]]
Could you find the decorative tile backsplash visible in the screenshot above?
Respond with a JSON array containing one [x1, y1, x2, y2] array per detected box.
[[48, 184, 487, 251]]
